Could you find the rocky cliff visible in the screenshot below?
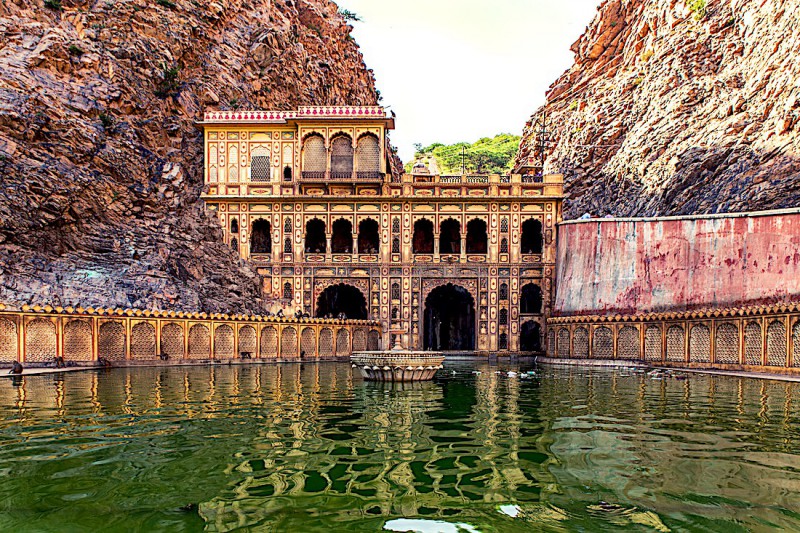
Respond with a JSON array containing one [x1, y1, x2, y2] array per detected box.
[[515, 0, 800, 218], [0, 0, 378, 312]]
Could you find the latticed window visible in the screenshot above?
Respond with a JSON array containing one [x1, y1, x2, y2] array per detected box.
[[666, 325, 685, 362], [228, 145, 238, 182], [0, 319, 17, 362], [392, 217, 400, 234], [284, 218, 292, 233], [690, 324, 711, 363], [593, 326, 613, 359], [499, 333, 508, 350], [500, 218, 508, 233], [500, 238, 509, 254], [391, 282, 400, 300], [330, 135, 353, 176], [284, 237, 292, 253], [499, 308, 508, 325], [251, 155, 271, 182], [302, 135, 326, 173], [618, 326, 640, 360], [767, 320, 787, 366], [231, 237, 238, 251], [391, 307, 398, 319], [499, 283, 508, 300], [715, 323, 739, 364], [644, 326, 662, 362], [574, 327, 589, 358], [283, 282, 293, 300], [356, 134, 380, 177], [392, 237, 400, 254]]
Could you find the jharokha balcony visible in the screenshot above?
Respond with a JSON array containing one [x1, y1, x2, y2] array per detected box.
[[300, 171, 385, 182]]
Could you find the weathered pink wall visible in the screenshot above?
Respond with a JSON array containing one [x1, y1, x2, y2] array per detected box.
[[554, 209, 800, 316]]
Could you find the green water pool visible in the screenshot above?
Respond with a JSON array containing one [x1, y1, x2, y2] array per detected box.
[[1, 361, 799, 532]]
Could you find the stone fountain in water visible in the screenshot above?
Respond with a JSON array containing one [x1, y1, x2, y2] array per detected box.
[[351, 334, 444, 382]]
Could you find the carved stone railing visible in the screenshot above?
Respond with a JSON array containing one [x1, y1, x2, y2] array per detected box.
[[545, 302, 800, 375], [0, 304, 382, 366], [300, 171, 384, 182]]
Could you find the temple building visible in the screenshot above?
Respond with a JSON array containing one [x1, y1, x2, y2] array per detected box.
[[199, 106, 563, 354]]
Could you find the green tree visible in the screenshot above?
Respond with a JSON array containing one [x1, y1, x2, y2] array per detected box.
[[407, 134, 520, 175]]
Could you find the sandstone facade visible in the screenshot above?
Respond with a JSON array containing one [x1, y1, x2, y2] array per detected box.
[[515, 0, 800, 219], [0, 0, 378, 312]]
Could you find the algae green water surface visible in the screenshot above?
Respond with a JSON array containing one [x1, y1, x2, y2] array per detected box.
[[1, 362, 800, 532]]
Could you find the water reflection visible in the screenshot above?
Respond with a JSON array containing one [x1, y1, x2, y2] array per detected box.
[[0, 363, 799, 531]]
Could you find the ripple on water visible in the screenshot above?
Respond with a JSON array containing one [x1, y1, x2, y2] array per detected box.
[[0, 364, 800, 531]]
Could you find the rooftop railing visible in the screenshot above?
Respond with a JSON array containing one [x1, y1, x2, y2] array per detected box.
[[300, 171, 384, 182]]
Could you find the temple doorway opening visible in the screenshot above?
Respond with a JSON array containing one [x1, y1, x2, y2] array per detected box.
[[520, 283, 543, 314], [316, 283, 368, 319], [424, 283, 475, 351], [520, 321, 542, 352]]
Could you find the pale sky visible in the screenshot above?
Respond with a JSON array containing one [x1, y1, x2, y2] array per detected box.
[[336, 0, 602, 162]]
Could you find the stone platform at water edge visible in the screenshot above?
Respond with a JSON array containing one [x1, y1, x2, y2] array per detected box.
[[351, 346, 444, 382]]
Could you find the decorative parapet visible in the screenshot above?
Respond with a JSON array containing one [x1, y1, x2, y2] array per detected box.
[[549, 301, 800, 324], [546, 301, 800, 375], [202, 106, 387, 123], [0, 304, 382, 366]]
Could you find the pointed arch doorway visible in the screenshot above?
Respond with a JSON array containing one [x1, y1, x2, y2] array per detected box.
[[424, 283, 475, 351]]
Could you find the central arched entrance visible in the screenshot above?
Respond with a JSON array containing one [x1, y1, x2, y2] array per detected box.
[[424, 284, 475, 351], [520, 321, 542, 352], [316, 283, 368, 319]]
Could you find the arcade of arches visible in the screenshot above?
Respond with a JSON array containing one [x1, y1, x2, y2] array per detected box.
[[201, 106, 562, 354]]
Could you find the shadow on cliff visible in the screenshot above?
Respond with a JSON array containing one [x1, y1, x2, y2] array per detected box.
[[561, 144, 800, 219]]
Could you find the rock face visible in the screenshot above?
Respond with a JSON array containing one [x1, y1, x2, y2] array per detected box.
[[515, 0, 800, 219], [0, 0, 378, 312]]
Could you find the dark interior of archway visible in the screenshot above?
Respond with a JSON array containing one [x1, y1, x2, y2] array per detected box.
[[250, 220, 272, 254], [466, 219, 487, 254], [520, 321, 542, 352], [316, 284, 367, 319], [439, 219, 461, 254], [413, 219, 434, 253], [305, 219, 326, 253], [332, 219, 353, 253], [358, 219, 380, 254], [424, 284, 475, 351], [520, 283, 543, 314], [521, 219, 543, 254]]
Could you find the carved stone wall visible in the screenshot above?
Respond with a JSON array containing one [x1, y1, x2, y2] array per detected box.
[[210, 197, 560, 354], [0, 308, 380, 366], [547, 304, 800, 376]]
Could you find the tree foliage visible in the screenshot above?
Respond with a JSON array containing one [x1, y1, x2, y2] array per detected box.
[[338, 8, 361, 22], [407, 134, 521, 175]]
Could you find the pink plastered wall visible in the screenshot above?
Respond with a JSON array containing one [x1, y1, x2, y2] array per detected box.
[[554, 209, 800, 316]]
